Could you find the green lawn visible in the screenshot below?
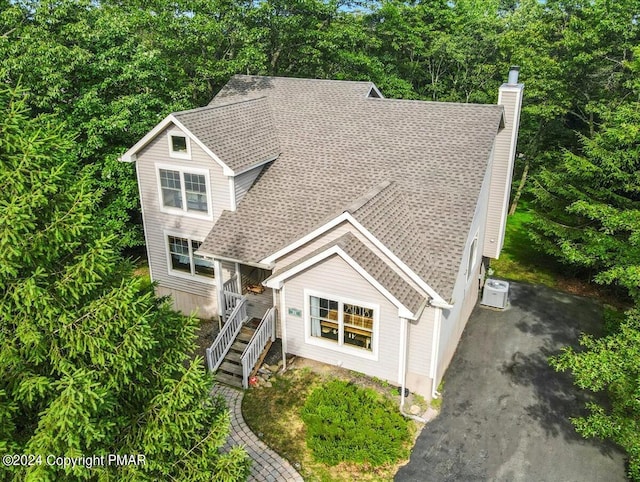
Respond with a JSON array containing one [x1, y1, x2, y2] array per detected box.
[[490, 203, 563, 288]]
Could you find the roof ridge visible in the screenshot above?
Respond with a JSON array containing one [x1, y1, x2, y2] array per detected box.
[[365, 97, 504, 109], [231, 74, 374, 86], [346, 180, 394, 213], [173, 96, 268, 116]]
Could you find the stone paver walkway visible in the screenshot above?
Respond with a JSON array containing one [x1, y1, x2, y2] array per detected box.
[[212, 384, 304, 482]]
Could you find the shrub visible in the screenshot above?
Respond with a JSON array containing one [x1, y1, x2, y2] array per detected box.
[[301, 380, 411, 466]]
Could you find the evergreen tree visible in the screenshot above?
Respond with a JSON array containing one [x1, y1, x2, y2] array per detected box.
[[0, 84, 249, 481], [529, 76, 640, 300]]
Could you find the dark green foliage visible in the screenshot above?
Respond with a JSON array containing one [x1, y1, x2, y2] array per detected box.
[[529, 66, 640, 301], [300, 380, 411, 467], [550, 309, 640, 480], [0, 84, 249, 481]]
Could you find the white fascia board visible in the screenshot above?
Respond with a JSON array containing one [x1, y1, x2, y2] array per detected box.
[[367, 84, 384, 99], [118, 114, 235, 175], [194, 250, 272, 270], [119, 115, 174, 162], [260, 211, 450, 307], [264, 245, 417, 320], [233, 155, 279, 176], [260, 212, 351, 264], [345, 215, 449, 307]]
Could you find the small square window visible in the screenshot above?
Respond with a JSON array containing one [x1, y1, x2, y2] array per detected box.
[[171, 135, 188, 153]]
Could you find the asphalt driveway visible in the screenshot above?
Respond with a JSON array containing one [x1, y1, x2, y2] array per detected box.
[[396, 282, 627, 482]]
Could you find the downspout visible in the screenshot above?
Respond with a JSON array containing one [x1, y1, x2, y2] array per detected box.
[[279, 285, 287, 371], [430, 306, 443, 400], [399, 316, 426, 423]]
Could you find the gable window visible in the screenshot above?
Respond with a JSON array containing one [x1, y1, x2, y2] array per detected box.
[[309, 294, 375, 353], [467, 235, 478, 281], [167, 235, 215, 282], [168, 130, 191, 159], [157, 165, 212, 218]]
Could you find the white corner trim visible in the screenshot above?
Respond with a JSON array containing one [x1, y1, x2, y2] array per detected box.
[[259, 212, 449, 307], [228, 177, 237, 211], [264, 245, 417, 320], [135, 163, 153, 283], [398, 316, 408, 385]]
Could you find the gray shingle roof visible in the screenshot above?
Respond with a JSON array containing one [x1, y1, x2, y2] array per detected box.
[[266, 233, 425, 315], [197, 75, 504, 300], [174, 97, 280, 174]]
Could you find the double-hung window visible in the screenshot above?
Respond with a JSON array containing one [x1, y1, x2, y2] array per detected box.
[[308, 294, 376, 353], [157, 165, 212, 218], [167, 235, 215, 282]]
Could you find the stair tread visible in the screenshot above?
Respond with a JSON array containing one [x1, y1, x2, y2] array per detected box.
[[219, 361, 243, 376], [231, 340, 248, 352], [226, 351, 242, 363], [215, 372, 243, 388]]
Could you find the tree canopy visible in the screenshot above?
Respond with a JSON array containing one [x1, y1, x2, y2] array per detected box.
[[0, 83, 249, 481]]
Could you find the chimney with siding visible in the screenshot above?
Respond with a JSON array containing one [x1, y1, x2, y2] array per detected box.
[[483, 66, 524, 259]]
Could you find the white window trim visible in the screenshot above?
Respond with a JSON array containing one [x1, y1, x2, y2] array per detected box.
[[466, 231, 479, 282], [167, 130, 191, 160], [164, 230, 216, 286], [156, 164, 213, 220], [303, 288, 379, 361]]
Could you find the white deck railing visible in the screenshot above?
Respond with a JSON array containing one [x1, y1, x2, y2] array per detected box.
[[206, 296, 248, 372], [222, 291, 244, 320], [241, 307, 276, 389], [222, 274, 239, 295]]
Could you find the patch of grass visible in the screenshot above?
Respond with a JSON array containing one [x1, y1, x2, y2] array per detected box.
[[490, 203, 562, 287], [242, 368, 416, 481]]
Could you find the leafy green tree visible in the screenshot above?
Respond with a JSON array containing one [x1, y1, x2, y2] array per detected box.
[[551, 309, 640, 480], [0, 84, 249, 481], [536, 51, 640, 480], [0, 0, 263, 249]]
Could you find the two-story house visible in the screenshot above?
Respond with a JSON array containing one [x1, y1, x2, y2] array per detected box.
[[120, 69, 523, 400]]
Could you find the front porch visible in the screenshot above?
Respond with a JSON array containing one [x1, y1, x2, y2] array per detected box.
[[207, 262, 277, 388]]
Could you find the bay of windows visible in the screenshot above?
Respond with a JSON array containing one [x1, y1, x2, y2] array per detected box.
[[309, 295, 374, 351]]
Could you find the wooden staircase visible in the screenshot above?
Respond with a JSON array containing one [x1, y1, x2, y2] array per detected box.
[[215, 325, 255, 388]]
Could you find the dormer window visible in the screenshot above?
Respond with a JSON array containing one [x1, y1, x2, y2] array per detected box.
[[168, 130, 191, 159]]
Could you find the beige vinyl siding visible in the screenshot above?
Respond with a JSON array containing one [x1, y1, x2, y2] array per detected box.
[[274, 221, 427, 298], [234, 165, 264, 206], [436, 156, 492, 383], [283, 254, 401, 384], [406, 306, 436, 398], [484, 87, 521, 259], [136, 123, 232, 314]]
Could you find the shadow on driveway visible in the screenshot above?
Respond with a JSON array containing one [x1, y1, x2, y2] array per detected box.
[[396, 282, 626, 482]]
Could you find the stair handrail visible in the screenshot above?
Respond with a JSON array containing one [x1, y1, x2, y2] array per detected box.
[[206, 296, 248, 373], [240, 307, 276, 389]]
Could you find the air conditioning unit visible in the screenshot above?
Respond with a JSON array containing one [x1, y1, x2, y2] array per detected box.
[[481, 279, 510, 309]]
